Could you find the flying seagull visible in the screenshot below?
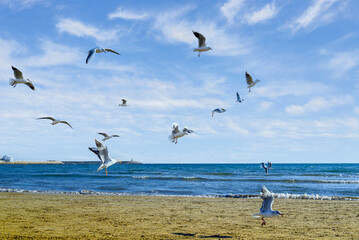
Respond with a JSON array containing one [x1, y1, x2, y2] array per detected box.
[[88, 139, 121, 175], [245, 71, 261, 92], [236, 92, 244, 103], [86, 47, 120, 64], [260, 162, 268, 175], [169, 123, 194, 144], [253, 186, 283, 225], [9, 66, 35, 90], [119, 99, 128, 107], [98, 132, 120, 141], [212, 108, 226, 117], [192, 31, 212, 57], [37, 117, 73, 129]]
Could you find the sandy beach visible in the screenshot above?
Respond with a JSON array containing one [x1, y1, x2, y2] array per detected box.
[[0, 193, 358, 239]]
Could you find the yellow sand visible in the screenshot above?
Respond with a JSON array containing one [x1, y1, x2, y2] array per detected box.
[[0, 193, 358, 239]]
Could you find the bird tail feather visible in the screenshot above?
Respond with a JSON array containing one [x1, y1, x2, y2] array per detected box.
[[9, 78, 16, 87]]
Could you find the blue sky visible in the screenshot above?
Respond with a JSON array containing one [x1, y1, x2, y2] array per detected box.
[[1, 0, 359, 163]]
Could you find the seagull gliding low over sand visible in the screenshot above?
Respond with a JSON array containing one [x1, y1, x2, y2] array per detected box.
[[252, 186, 283, 225], [37, 117, 73, 129], [86, 47, 120, 64], [9, 66, 35, 90]]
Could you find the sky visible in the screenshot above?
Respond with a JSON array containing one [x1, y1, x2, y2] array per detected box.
[[1, 0, 359, 163]]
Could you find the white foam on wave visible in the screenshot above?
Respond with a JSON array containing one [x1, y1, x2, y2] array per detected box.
[[0, 188, 358, 201]]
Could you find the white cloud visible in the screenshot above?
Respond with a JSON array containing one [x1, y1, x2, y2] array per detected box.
[[108, 7, 149, 20], [285, 95, 354, 116], [56, 18, 119, 42], [0, 0, 43, 9], [324, 51, 359, 77], [285, 0, 342, 33], [245, 2, 278, 25], [220, 0, 245, 23]]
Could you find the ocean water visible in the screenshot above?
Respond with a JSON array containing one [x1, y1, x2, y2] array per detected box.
[[0, 164, 358, 199]]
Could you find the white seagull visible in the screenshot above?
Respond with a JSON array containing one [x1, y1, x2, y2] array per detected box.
[[245, 71, 261, 92], [252, 186, 283, 225], [9, 66, 35, 90], [212, 108, 226, 117], [169, 123, 194, 144], [86, 47, 120, 64], [37, 117, 73, 129], [192, 31, 212, 57], [236, 92, 244, 103], [118, 99, 128, 107], [88, 139, 121, 175], [97, 132, 120, 141]]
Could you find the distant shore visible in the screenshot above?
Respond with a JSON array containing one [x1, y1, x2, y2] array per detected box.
[[0, 160, 141, 164], [0, 192, 358, 239]]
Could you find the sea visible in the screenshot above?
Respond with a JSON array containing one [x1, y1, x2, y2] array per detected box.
[[0, 164, 358, 200]]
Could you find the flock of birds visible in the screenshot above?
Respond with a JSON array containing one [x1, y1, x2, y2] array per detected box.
[[8, 30, 281, 225]]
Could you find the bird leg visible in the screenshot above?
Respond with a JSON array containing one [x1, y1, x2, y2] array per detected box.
[[105, 168, 108, 175], [198, 52, 200, 57], [261, 217, 266, 226], [249, 88, 251, 92]]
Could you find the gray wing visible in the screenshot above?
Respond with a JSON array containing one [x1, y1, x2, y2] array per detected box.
[[25, 82, 35, 90], [245, 71, 253, 85], [260, 195, 274, 212], [86, 48, 96, 64], [111, 135, 120, 137], [193, 31, 206, 48], [95, 139, 111, 163], [37, 117, 56, 121], [88, 147, 102, 162], [172, 124, 180, 134], [122, 99, 127, 104], [104, 48, 120, 55], [98, 132, 109, 138], [59, 121, 73, 129], [12, 66, 24, 79], [183, 127, 193, 134]]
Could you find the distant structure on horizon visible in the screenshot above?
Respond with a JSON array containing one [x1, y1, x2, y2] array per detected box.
[[0, 155, 13, 162]]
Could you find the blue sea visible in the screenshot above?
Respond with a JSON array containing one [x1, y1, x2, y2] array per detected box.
[[0, 164, 358, 199]]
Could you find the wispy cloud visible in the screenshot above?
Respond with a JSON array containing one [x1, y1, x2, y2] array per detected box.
[[56, 18, 119, 42], [322, 50, 359, 77], [0, 0, 43, 9], [108, 6, 149, 20], [285, 95, 354, 116], [284, 0, 344, 33], [245, 2, 278, 25], [220, 0, 245, 23]]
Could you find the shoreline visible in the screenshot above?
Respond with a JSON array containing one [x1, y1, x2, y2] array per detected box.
[[0, 192, 358, 239], [1, 187, 358, 201]]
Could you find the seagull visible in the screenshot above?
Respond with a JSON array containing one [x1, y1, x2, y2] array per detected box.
[[88, 139, 121, 175], [253, 186, 283, 225], [212, 108, 226, 117], [86, 47, 120, 64], [267, 161, 272, 169], [169, 123, 194, 144], [260, 162, 269, 175], [236, 92, 244, 103], [245, 71, 261, 92], [97, 132, 120, 141], [37, 117, 73, 129], [119, 99, 128, 107], [192, 31, 212, 57], [9, 66, 35, 90]]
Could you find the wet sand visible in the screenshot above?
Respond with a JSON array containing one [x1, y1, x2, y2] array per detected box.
[[0, 192, 358, 239]]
